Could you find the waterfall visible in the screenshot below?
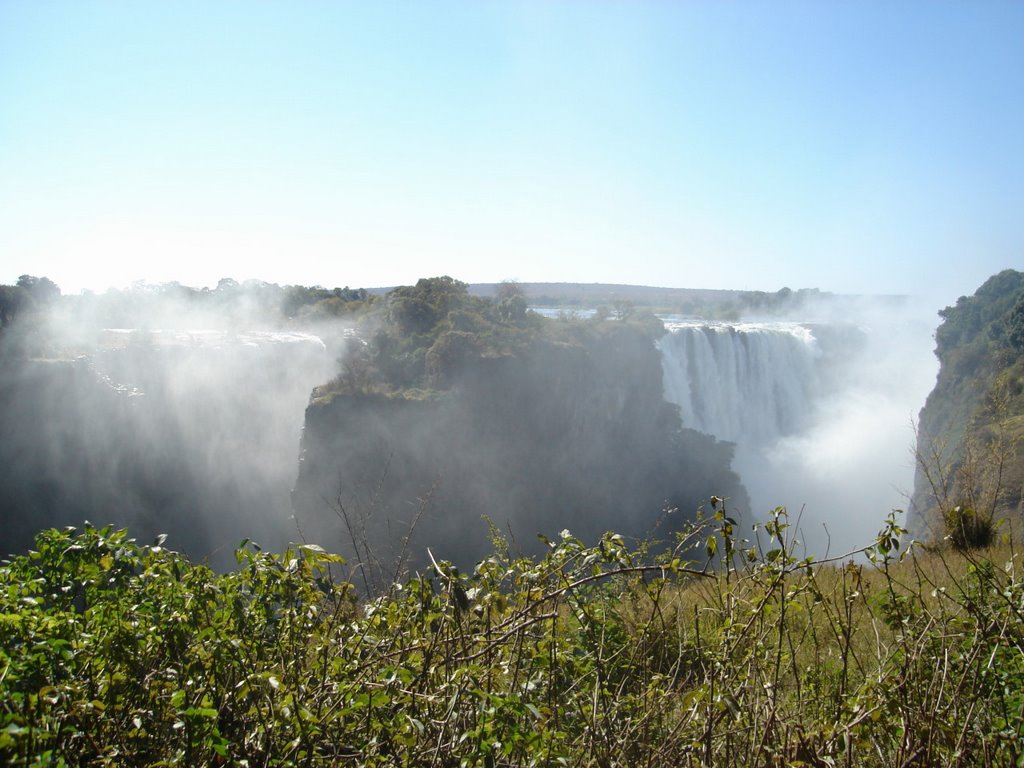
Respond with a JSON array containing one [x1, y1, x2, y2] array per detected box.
[[658, 321, 821, 445], [657, 311, 938, 553]]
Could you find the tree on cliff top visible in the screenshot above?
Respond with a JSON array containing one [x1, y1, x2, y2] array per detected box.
[[16, 275, 60, 304], [0, 284, 31, 329], [935, 269, 1024, 359], [388, 276, 469, 336], [325, 276, 664, 397]]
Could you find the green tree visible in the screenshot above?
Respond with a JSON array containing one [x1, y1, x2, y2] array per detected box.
[[16, 275, 60, 304], [0, 284, 31, 328], [1006, 293, 1024, 354], [388, 276, 468, 336], [495, 281, 528, 325]]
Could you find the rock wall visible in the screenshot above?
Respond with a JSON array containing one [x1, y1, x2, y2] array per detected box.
[[292, 324, 748, 574]]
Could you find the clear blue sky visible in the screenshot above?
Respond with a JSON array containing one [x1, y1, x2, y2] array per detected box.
[[1, 1, 1021, 305]]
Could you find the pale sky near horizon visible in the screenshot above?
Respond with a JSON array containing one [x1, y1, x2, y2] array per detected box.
[[1, 1, 1021, 307]]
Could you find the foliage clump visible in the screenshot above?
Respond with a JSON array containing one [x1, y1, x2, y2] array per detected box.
[[944, 504, 996, 551], [322, 276, 666, 398], [4, 511, 1024, 766]]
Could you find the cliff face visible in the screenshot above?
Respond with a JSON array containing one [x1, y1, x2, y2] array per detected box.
[[292, 324, 748, 574], [911, 270, 1024, 536]]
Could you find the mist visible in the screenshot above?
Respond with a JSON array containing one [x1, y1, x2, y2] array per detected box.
[[0, 282, 342, 567]]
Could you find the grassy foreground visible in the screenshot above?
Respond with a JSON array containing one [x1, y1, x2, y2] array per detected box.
[[2, 508, 1023, 767]]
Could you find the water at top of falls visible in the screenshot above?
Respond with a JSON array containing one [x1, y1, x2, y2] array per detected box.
[[660, 317, 817, 341], [97, 328, 327, 351], [658, 321, 822, 445]]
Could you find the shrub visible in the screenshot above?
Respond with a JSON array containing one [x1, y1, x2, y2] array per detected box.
[[3, 510, 1024, 766], [944, 504, 996, 550]]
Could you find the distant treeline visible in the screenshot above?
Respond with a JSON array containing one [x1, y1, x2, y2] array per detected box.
[[466, 282, 834, 320]]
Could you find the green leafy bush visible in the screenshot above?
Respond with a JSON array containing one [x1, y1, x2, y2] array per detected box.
[[944, 504, 996, 551], [3, 512, 1024, 766]]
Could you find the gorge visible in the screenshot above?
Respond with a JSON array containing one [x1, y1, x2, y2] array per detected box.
[[0, 279, 942, 571]]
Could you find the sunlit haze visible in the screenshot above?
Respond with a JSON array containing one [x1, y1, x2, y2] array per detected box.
[[1, 2, 1021, 304]]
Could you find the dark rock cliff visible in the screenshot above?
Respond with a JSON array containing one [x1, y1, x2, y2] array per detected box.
[[292, 324, 749, 575]]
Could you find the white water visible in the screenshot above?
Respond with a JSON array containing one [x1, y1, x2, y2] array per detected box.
[[659, 314, 937, 554], [659, 321, 820, 445]]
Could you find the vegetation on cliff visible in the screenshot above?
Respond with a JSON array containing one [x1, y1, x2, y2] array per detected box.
[[314, 276, 667, 402], [913, 269, 1024, 544]]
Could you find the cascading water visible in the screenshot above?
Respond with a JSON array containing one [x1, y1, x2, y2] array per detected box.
[[659, 322, 820, 445]]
